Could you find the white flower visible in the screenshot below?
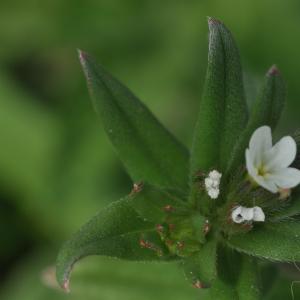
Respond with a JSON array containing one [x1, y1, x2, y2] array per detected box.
[[231, 206, 265, 223], [246, 126, 300, 193], [205, 170, 222, 199]]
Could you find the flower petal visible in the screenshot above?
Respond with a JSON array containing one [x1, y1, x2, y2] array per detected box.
[[269, 167, 300, 189], [253, 206, 265, 222], [246, 149, 278, 193], [241, 207, 254, 221], [264, 136, 297, 171], [249, 126, 272, 166]]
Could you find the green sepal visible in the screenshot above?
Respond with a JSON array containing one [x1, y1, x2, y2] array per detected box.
[[79, 50, 189, 192], [227, 65, 286, 174], [226, 221, 300, 262], [190, 17, 247, 177], [182, 238, 217, 288], [56, 197, 172, 292]]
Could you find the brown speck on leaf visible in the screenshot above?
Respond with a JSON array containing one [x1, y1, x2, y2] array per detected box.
[[203, 220, 210, 235], [193, 280, 206, 289], [130, 182, 144, 195], [163, 205, 175, 212]]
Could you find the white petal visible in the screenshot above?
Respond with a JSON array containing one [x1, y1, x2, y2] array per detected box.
[[246, 149, 258, 178], [232, 206, 244, 223], [264, 136, 297, 171], [240, 207, 254, 221], [269, 167, 300, 189], [253, 207, 265, 222], [246, 149, 278, 193], [249, 126, 272, 166]]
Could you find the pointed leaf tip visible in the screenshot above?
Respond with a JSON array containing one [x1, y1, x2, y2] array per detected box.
[[267, 65, 280, 76], [62, 279, 70, 293], [207, 16, 222, 25]]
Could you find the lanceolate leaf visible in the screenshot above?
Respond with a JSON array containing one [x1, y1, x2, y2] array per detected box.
[[190, 18, 247, 177], [227, 222, 300, 261], [79, 51, 189, 192], [208, 248, 259, 300], [56, 198, 172, 291], [227, 65, 286, 174], [182, 238, 217, 288]]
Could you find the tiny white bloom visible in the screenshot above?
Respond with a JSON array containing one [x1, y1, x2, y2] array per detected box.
[[205, 170, 222, 199], [208, 188, 220, 199], [231, 205, 265, 223], [246, 126, 300, 193]]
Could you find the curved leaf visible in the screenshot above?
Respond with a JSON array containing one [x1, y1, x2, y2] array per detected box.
[[79, 51, 189, 192], [56, 197, 172, 291], [190, 17, 247, 176], [227, 65, 286, 174], [227, 222, 300, 262]]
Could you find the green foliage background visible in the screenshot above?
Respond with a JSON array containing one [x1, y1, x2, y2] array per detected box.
[[0, 0, 300, 299]]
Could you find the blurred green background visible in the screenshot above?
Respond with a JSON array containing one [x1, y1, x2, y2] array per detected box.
[[1, 1, 300, 299]]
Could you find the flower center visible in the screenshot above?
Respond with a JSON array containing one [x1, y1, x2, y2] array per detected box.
[[257, 165, 267, 177]]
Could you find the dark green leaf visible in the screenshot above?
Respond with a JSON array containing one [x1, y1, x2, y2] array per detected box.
[[56, 197, 172, 291], [190, 17, 247, 176], [79, 51, 189, 191], [182, 238, 217, 288], [129, 183, 188, 224], [227, 222, 300, 262], [227, 65, 286, 174], [208, 248, 260, 300]]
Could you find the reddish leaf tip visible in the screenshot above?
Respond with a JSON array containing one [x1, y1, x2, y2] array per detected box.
[[267, 65, 280, 76], [62, 279, 70, 293], [207, 16, 222, 25]]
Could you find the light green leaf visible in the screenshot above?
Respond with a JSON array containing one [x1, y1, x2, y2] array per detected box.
[[56, 197, 172, 291], [190, 17, 247, 176], [227, 65, 286, 173], [182, 238, 217, 287], [79, 51, 189, 192], [227, 222, 300, 262]]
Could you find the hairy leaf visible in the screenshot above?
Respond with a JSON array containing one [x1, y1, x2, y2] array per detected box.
[[190, 17, 247, 177], [79, 51, 189, 191], [182, 238, 217, 288], [227, 222, 300, 262], [56, 197, 172, 291], [208, 248, 260, 299], [129, 183, 188, 224], [227, 65, 286, 173]]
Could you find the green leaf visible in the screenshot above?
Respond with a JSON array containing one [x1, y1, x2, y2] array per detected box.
[[56, 197, 172, 291], [129, 183, 188, 224], [227, 222, 300, 262], [208, 248, 260, 300], [190, 17, 247, 176], [227, 65, 286, 173], [79, 51, 189, 192], [270, 191, 300, 221], [182, 238, 217, 288]]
